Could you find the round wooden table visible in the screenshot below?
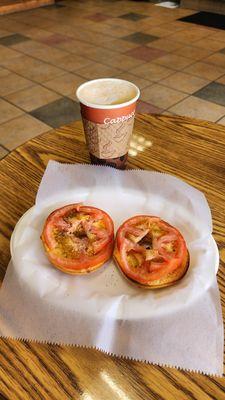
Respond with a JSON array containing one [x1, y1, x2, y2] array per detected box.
[[0, 114, 224, 399]]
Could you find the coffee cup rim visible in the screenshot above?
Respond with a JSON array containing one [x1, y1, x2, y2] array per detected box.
[[76, 78, 140, 109]]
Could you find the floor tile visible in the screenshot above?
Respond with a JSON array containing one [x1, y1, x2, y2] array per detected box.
[[34, 23, 70, 37], [154, 54, 194, 70], [0, 19, 32, 34], [30, 97, 81, 128], [163, 20, 191, 31], [12, 40, 68, 63], [85, 20, 111, 31], [56, 39, 96, 55], [18, 27, 54, 41], [84, 31, 115, 47], [140, 83, 187, 108], [217, 75, 225, 85], [0, 98, 24, 124], [0, 72, 34, 96], [11, 40, 56, 54], [76, 62, 122, 79], [104, 53, 144, 70], [0, 145, 8, 160], [122, 32, 158, 44], [143, 26, 175, 38], [0, 34, 30, 47], [39, 33, 73, 46], [100, 5, 126, 16], [131, 62, 174, 82], [173, 45, 213, 61], [0, 29, 10, 39], [6, 85, 61, 112], [114, 72, 152, 89], [175, 8, 212, 18], [167, 29, 211, 44], [168, 96, 225, 122], [126, 46, 167, 62], [0, 45, 21, 62], [43, 73, 85, 97], [217, 116, 225, 126], [87, 13, 110, 22], [96, 24, 137, 39], [80, 46, 117, 63], [160, 72, 209, 94], [10, 15, 56, 31], [136, 100, 162, 114], [76, 31, 110, 46], [28, 61, 65, 83], [1, 54, 65, 83], [161, 111, 175, 116], [119, 12, 148, 21], [70, 27, 106, 43], [106, 16, 148, 30], [194, 82, 225, 107], [0, 114, 50, 150], [149, 38, 183, 52], [209, 31, 225, 43], [98, 23, 138, 36], [193, 38, 225, 52], [56, 54, 93, 72], [101, 38, 139, 52], [130, 18, 165, 30], [184, 62, 225, 81], [0, 66, 12, 78], [204, 53, 225, 69], [0, 53, 36, 71]]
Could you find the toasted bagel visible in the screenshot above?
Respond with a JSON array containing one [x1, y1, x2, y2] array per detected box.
[[114, 243, 189, 289], [114, 215, 189, 289], [41, 204, 114, 275]]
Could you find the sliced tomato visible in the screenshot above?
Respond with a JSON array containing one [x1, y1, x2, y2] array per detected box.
[[47, 240, 114, 272], [117, 215, 160, 250], [41, 204, 114, 273], [115, 216, 188, 285]]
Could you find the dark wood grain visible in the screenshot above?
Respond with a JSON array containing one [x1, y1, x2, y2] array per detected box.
[[0, 115, 225, 400]]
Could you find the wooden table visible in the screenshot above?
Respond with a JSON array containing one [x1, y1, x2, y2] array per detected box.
[[0, 114, 224, 399]]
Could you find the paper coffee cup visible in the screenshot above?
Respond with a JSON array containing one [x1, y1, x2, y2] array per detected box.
[[76, 78, 140, 169]]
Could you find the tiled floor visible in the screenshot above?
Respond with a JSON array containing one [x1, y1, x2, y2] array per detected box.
[[0, 0, 225, 158]]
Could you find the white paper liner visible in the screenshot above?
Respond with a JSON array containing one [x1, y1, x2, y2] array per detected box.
[[0, 161, 223, 376]]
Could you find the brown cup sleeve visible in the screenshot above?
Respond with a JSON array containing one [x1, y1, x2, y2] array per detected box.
[[82, 116, 135, 159]]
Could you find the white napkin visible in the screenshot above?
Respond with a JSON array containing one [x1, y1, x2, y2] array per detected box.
[[0, 161, 223, 376]]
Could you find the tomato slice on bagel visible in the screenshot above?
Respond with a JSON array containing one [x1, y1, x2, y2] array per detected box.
[[114, 216, 189, 289], [41, 204, 114, 274]]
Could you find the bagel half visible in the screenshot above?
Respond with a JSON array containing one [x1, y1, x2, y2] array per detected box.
[[113, 215, 189, 289], [41, 204, 114, 275], [114, 243, 189, 289]]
